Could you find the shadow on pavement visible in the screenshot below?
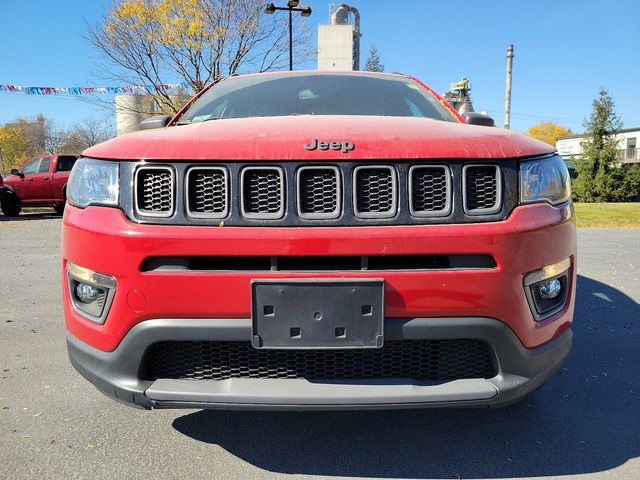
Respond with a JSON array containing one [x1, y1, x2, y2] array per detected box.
[[173, 275, 639, 478], [0, 210, 60, 222]]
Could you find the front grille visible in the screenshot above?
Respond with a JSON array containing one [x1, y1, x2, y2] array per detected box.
[[241, 167, 284, 219], [126, 159, 520, 225], [409, 165, 450, 216], [148, 339, 497, 381], [135, 167, 174, 217], [354, 166, 396, 218], [186, 168, 228, 218], [297, 166, 340, 218], [464, 165, 501, 214]]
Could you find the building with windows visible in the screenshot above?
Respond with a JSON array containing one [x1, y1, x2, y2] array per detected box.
[[556, 128, 640, 172]]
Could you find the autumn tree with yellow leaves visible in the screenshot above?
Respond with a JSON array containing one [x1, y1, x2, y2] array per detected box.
[[526, 121, 573, 146], [0, 127, 28, 175], [87, 0, 313, 114]]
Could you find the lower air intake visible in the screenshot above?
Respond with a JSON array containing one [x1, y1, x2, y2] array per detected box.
[[148, 339, 497, 381]]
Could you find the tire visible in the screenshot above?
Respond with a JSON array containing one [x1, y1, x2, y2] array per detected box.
[[54, 186, 67, 215], [1, 194, 21, 217]]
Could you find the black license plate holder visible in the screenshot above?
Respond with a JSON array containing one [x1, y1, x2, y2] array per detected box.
[[251, 279, 384, 349]]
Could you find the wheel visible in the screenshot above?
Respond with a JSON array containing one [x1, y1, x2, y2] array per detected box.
[[1, 194, 21, 216], [54, 186, 67, 215]]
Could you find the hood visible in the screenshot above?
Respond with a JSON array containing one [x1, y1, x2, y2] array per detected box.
[[84, 115, 554, 161]]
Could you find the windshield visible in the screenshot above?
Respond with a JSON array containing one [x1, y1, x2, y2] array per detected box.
[[179, 73, 457, 123]]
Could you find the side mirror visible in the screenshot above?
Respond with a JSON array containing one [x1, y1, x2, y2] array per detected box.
[[463, 112, 495, 127], [10, 168, 23, 178], [139, 115, 172, 130]]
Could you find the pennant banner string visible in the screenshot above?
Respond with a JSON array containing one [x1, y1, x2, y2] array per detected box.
[[0, 82, 191, 95]]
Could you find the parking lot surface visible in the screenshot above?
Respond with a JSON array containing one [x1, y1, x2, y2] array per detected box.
[[0, 212, 638, 480]]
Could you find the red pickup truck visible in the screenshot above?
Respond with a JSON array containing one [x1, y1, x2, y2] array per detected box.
[[1, 154, 78, 216]]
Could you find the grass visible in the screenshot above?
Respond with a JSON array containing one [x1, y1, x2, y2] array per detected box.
[[574, 202, 640, 228]]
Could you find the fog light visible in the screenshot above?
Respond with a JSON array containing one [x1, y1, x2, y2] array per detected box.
[[524, 258, 571, 321], [75, 283, 102, 303], [66, 261, 116, 324], [536, 279, 561, 299]]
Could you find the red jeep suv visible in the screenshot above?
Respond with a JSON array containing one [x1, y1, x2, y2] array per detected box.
[[62, 71, 575, 410]]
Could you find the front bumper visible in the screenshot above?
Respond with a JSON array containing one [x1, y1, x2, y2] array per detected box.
[[67, 316, 572, 410], [62, 202, 576, 352], [62, 202, 576, 409]]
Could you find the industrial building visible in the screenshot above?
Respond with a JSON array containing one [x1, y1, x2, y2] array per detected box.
[[115, 94, 189, 136], [318, 4, 361, 70]]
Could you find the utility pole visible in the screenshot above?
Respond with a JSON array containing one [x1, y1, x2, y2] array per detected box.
[[265, 1, 312, 71], [504, 44, 514, 129], [288, 9, 293, 71]]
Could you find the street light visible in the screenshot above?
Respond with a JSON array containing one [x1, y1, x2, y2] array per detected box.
[[264, 1, 312, 71]]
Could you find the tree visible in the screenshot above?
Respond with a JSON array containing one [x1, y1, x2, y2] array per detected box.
[[4, 114, 69, 156], [572, 88, 639, 202], [7, 115, 47, 157], [87, 0, 314, 114], [0, 127, 29, 174], [61, 118, 115, 153], [526, 121, 572, 146], [363, 46, 384, 72]]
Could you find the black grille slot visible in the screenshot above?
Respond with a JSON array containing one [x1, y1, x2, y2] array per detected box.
[[277, 256, 362, 271], [135, 168, 174, 216], [354, 166, 396, 217], [297, 167, 340, 218], [187, 168, 228, 218], [141, 254, 497, 272], [148, 339, 497, 381], [241, 167, 284, 218], [464, 165, 500, 213], [410, 166, 450, 215]]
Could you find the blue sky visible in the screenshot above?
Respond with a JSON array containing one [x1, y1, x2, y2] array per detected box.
[[1, 0, 638, 132]]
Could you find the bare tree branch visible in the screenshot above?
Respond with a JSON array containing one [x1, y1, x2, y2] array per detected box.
[[86, 0, 315, 115]]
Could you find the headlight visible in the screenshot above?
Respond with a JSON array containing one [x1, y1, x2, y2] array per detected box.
[[519, 155, 571, 205], [68, 158, 119, 208]]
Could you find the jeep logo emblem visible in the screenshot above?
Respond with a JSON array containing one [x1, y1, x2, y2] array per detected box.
[[304, 138, 355, 153]]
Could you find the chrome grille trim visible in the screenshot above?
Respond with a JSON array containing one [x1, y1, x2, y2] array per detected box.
[[240, 166, 285, 219], [185, 166, 229, 219], [462, 164, 502, 215], [134, 166, 174, 218], [408, 165, 452, 217], [296, 166, 342, 219], [353, 165, 397, 219]]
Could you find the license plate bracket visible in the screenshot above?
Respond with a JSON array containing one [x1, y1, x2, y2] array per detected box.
[[251, 279, 384, 349]]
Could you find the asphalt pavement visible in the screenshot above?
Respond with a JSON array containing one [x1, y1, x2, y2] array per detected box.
[[0, 211, 638, 480]]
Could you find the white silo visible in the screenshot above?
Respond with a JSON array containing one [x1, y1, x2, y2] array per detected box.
[[318, 4, 361, 71]]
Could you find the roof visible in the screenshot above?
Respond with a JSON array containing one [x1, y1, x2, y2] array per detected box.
[[557, 127, 640, 140]]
